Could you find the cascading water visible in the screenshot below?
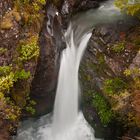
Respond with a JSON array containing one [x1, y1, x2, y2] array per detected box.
[[14, 1, 130, 140], [52, 25, 93, 140]]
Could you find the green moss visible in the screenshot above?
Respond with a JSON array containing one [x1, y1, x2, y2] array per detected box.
[[112, 42, 125, 53], [0, 95, 21, 121], [124, 68, 140, 76], [0, 65, 12, 76], [0, 18, 13, 29], [0, 48, 8, 54], [0, 72, 15, 92], [18, 38, 39, 62], [37, 0, 46, 5], [14, 70, 30, 80], [0, 64, 31, 98], [134, 37, 140, 46], [103, 77, 127, 95], [93, 93, 113, 125], [26, 106, 36, 115], [115, 0, 140, 18], [0, 64, 32, 124], [98, 55, 105, 64], [14, 0, 45, 25]]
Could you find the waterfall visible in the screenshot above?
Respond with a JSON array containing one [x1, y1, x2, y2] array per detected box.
[[52, 25, 92, 138], [14, 1, 128, 139]]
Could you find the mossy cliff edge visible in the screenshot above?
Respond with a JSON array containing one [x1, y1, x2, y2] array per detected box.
[[0, 0, 45, 139]]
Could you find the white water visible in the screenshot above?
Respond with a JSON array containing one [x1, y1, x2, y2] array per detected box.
[[52, 25, 93, 140], [14, 1, 130, 140]]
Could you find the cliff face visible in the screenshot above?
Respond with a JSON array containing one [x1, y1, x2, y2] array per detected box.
[[0, 0, 140, 139], [80, 21, 140, 139], [0, 0, 45, 139]]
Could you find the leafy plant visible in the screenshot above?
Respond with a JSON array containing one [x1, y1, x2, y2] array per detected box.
[[92, 93, 113, 125]]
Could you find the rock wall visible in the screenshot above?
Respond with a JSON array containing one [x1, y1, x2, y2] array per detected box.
[[80, 20, 140, 139]]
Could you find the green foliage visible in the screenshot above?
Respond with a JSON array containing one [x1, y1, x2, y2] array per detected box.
[[93, 93, 113, 125], [0, 72, 15, 92], [124, 68, 140, 76], [0, 65, 31, 93], [26, 106, 36, 115], [115, 0, 140, 18], [112, 42, 125, 53], [37, 0, 46, 5], [33, 0, 46, 11], [0, 65, 12, 76], [33, 3, 41, 11], [134, 37, 140, 46], [19, 0, 30, 4], [14, 70, 30, 80], [0, 48, 7, 54], [15, 0, 45, 26], [103, 78, 127, 94], [0, 65, 31, 124], [19, 40, 39, 61], [25, 96, 36, 115], [0, 93, 21, 121], [98, 54, 105, 64]]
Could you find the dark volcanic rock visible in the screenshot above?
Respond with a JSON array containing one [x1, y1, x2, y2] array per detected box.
[[30, 5, 65, 115]]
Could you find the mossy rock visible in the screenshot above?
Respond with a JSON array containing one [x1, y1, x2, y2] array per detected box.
[[0, 18, 13, 29], [11, 81, 30, 108]]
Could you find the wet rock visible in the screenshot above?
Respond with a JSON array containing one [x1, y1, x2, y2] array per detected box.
[[77, 0, 100, 11], [80, 20, 140, 139], [30, 5, 65, 115], [0, 120, 10, 140]]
